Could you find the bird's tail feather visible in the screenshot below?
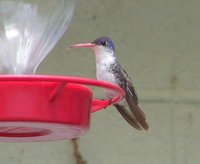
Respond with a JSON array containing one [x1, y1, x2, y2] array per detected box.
[[125, 97, 149, 131], [114, 104, 142, 130]]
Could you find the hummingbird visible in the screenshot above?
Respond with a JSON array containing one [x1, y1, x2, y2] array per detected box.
[[70, 36, 149, 131]]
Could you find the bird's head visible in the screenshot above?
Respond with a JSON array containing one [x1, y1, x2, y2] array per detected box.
[[70, 36, 115, 55]]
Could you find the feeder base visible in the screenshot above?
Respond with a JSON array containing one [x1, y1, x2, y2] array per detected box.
[[0, 122, 88, 142]]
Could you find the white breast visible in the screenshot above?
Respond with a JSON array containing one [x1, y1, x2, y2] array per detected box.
[[94, 48, 116, 83], [96, 62, 116, 84], [93, 46, 118, 98]]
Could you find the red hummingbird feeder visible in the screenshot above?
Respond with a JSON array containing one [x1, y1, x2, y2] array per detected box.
[[0, 0, 125, 142], [0, 75, 124, 142]]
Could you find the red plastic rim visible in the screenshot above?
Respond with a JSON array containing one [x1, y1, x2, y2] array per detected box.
[[0, 75, 125, 142]]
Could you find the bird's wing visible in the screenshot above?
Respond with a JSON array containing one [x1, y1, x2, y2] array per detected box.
[[112, 62, 149, 130]]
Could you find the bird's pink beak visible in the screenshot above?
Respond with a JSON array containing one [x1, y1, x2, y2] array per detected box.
[[70, 43, 96, 48]]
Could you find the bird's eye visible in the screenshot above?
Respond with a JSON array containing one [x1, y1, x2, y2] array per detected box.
[[101, 41, 107, 46]]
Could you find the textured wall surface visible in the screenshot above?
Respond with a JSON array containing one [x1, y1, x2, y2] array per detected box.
[[1, 0, 200, 164]]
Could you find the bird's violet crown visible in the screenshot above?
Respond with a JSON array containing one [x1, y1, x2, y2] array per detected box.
[[92, 36, 115, 52]]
